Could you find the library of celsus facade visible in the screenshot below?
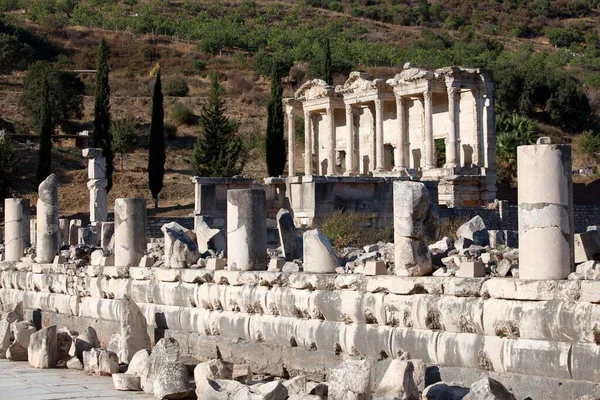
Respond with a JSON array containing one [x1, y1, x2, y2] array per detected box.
[[281, 66, 497, 224]]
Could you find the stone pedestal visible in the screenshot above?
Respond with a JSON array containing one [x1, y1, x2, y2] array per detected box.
[[36, 174, 60, 263], [69, 220, 82, 246], [58, 219, 69, 247], [518, 143, 573, 280], [83, 148, 108, 223], [114, 198, 147, 267], [4, 198, 30, 262], [227, 189, 267, 271]]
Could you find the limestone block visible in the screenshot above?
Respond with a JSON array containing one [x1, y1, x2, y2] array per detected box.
[[28, 325, 57, 369], [269, 258, 287, 271], [66, 356, 83, 369], [139, 337, 180, 394], [100, 222, 115, 252], [6, 340, 28, 361], [394, 237, 432, 277], [130, 267, 152, 280], [277, 208, 302, 261], [328, 359, 372, 400], [366, 276, 443, 295], [571, 342, 600, 382], [206, 258, 226, 270], [71, 327, 100, 360], [343, 324, 394, 358], [575, 230, 600, 263], [196, 283, 225, 311], [195, 359, 233, 381], [113, 373, 142, 391], [223, 284, 268, 314], [87, 155, 106, 179], [295, 319, 346, 354], [114, 198, 147, 267], [178, 308, 212, 334], [373, 359, 420, 400], [195, 218, 226, 254], [79, 297, 120, 321], [181, 268, 213, 284], [137, 303, 183, 331], [227, 189, 268, 271], [12, 320, 36, 348], [482, 278, 582, 302], [151, 282, 197, 308], [456, 260, 485, 278], [36, 175, 60, 263], [393, 181, 430, 239], [88, 178, 108, 223], [503, 338, 571, 380], [126, 349, 150, 375], [283, 375, 307, 397], [23, 292, 79, 316], [4, 198, 30, 262], [265, 286, 311, 319], [248, 314, 300, 347], [152, 268, 181, 282], [391, 328, 439, 363], [83, 348, 119, 376], [212, 310, 251, 339], [364, 260, 386, 276], [161, 222, 200, 269], [303, 229, 340, 273], [195, 378, 248, 399], [287, 273, 336, 291], [518, 144, 573, 279], [463, 377, 517, 400], [456, 216, 489, 247], [120, 294, 151, 364], [334, 274, 368, 290], [436, 332, 489, 370], [153, 362, 190, 400]]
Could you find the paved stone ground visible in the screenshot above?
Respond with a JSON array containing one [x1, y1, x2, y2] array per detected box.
[[0, 360, 153, 400]]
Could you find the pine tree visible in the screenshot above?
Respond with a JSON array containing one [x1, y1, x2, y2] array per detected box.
[[324, 38, 333, 85], [36, 78, 52, 186], [148, 70, 165, 208], [191, 72, 246, 177], [265, 60, 286, 177], [93, 38, 114, 192]]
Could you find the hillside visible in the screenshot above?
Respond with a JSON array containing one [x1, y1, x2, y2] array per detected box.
[[1, 0, 600, 216]]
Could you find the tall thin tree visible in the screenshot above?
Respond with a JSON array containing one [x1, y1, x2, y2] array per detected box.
[[36, 78, 52, 185], [93, 38, 114, 192], [265, 60, 286, 177], [148, 70, 165, 208]]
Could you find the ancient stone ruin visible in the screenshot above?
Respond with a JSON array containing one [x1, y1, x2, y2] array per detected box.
[[0, 111, 599, 398]]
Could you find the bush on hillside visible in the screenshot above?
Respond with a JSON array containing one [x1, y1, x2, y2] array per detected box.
[[162, 75, 189, 97], [165, 122, 177, 139], [169, 102, 194, 125]]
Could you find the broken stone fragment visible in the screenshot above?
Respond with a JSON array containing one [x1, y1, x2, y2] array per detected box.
[[66, 356, 83, 370], [393, 181, 431, 240], [113, 373, 142, 391], [303, 229, 340, 273], [456, 215, 489, 247], [462, 377, 516, 400], [153, 361, 190, 400], [71, 326, 100, 360], [83, 348, 119, 376], [284, 375, 307, 397], [456, 260, 486, 278], [574, 230, 600, 264], [195, 218, 227, 255], [364, 260, 386, 276], [6, 340, 28, 361], [161, 222, 201, 269], [119, 294, 151, 364], [277, 208, 302, 261], [328, 359, 372, 400], [139, 338, 180, 394], [374, 359, 422, 400], [422, 382, 469, 400], [28, 325, 57, 369], [206, 258, 226, 270], [57, 328, 73, 362], [394, 237, 432, 277], [126, 349, 150, 376], [194, 359, 234, 381], [0, 319, 10, 358]]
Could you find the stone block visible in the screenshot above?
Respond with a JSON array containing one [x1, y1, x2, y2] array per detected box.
[[394, 237, 432, 277], [28, 325, 57, 369], [113, 373, 142, 391], [303, 229, 340, 273], [456, 261, 485, 278], [162, 222, 200, 269], [277, 208, 302, 261], [268, 258, 286, 271], [364, 260, 386, 276], [328, 359, 372, 400], [574, 230, 600, 264], [206, 258, 226, 270]]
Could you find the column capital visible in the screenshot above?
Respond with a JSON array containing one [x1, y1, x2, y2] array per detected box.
[[374, 98, 383, 111], [345, 104, 353, 113], [395, 95, 405, 106], [326, 105, 334, 115], [285, 104, 295, 115], [447, 86, 460, 100], [303, 109, 311, 118], [423, 90, 432, 102]]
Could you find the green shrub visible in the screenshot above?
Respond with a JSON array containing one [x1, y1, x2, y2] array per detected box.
[[162, 75, 189, 97], [165, 122, 177, 139], [586, 74, 600, 89], [320, 210, 393, 250], [169, 101, 194, 125], [193, 59, 206, 72]]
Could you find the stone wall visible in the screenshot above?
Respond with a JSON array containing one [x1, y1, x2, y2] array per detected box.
[[3, 260, 600, 398]]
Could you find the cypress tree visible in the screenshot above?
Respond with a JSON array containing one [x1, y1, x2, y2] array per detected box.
[[93, 38, 114, 192], [265, 60, 286, 177], [191, 72, 246, 177], [148, 70, 165, 208], [36, 78, 52, 185], [324, 38, 333, 85]]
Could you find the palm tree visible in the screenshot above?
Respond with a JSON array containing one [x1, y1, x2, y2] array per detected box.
[[496, 113, 539, 183]]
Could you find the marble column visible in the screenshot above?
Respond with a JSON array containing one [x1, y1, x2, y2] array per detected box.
[[83, 148, 108, 223], [345, 104, 357, 174], [304, 110, 312, 175], [114, 198, 147, 267], [374, 99, 385, 172], [227, 189, 267, 271], [326, 105, 336, 175], [395, 96, 407, 170], [286, 106, 295, 177], [423, 90, 434, 168], [518, 142, 573, 280], [446, 86, 459, 168], [472, 88, 483, 167], [4, 198, 30, 262], [36, 174, 59, 263], [58, 218, 69, 247]]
